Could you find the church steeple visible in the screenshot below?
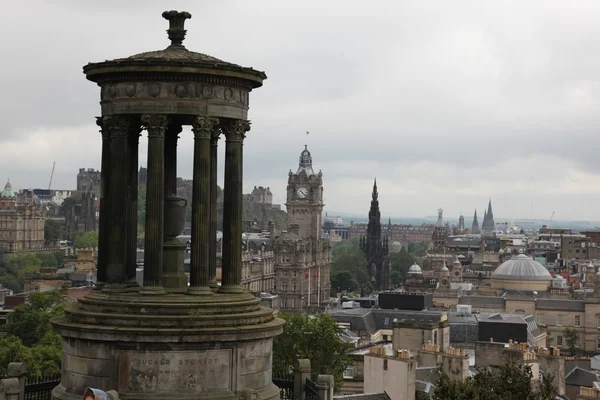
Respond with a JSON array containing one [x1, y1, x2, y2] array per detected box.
[[483, 199, 495, 233], [471, 209, 480, 234]]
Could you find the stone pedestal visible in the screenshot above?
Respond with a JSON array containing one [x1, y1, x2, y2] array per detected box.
[[162, 239, 187, 292], [52, 292, 284, 400]]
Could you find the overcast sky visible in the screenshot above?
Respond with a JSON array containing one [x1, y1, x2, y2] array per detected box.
[[3, 0, 600, 221]]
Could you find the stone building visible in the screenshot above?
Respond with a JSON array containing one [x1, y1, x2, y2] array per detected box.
[[0, 181, 45, 251], [360, 180, 390, 291], [76, 168, 101, 198], [274, 146, 332, 312], [251, 186, 273, 205], [63, 191, 97, 240], [350, 223, 434, 243], [431, 208, 448, 249]]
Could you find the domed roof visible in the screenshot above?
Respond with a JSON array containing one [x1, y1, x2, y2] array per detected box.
[[441, 266, 449, 272], [84, 11, 266, 88], [453, 260, 462, 267], [408, 264, 422, 275], [492, 254, 552, 281], [0, 181, 15, 198]]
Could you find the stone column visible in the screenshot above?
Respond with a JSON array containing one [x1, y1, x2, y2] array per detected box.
[[141, 114, 168, 294], [126, 125, 141, 285], [188, 116, 218, 295], [95, 117, 110, 289], [164, 124, 182, 200], [219, 119, 250, 294], [105, 116, 132, 285], [209, 127, 221, 290]]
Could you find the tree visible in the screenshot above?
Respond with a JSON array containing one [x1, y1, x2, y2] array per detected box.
[[432, 362, 556, 400], [564, 328, 579, 354], [273, 313, 353, 391], [74, 231, 99, 249], [6, 291, 64, 347], [44, 220, 63, 245], [1, 291, 64, 377], [389, 248, 415, 281], [331, 270, 357, 292], [331, 238, 368, 293]]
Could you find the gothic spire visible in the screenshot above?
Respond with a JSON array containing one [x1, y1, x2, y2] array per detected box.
[[471, 209, 480, 234]]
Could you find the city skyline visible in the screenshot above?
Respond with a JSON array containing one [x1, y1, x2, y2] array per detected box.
[[3, 0, 600, 220]]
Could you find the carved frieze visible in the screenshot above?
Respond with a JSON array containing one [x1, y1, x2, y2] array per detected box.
[[100, 82, 249, 106]]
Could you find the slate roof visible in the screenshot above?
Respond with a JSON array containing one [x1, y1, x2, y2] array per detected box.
[[536, 299, 585, 312], [565, 367, 600, 387], [457, 296, 505, 308], [329, 308, 445, 335]]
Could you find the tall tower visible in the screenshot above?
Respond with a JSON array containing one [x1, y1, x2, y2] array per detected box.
[[276, 146, 331, 311], [361, 179, 390, 291], [471, 209, 480, 234], [432, 208, 448, 248], [285, 145, 324, 240], [458, 213, 465, 234], [483, 199, 495, 233]]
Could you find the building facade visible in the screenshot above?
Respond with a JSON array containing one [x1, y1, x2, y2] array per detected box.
[[274, 146, 332, 312], [0, 181, 46, 251], [76, 168, 101, 199]]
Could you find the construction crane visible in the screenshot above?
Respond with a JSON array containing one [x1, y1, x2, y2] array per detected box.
[[548, 211, 555, 228], [48, 161, 56, 190]]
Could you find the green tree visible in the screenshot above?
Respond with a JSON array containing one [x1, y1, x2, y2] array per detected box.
[[388, 248, 416, 285], [331, 270, 357, 292], [1, 291, 64, 376], [432, 362, 555, 400], [138, 187, 146, 232], [331, 238, 368, 293], [36, 253, 58, 268], [6, 291, 64, 347], [564, 328, 579, 354], [74, 231, 99, 249], [273, 313, 353, 391], [44, 220, 63, 245]]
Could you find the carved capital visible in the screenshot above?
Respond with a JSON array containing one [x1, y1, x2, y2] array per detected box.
[[98, 116, 133, 139], [221, 119, 251, 143], [141, 115, 168, 138], [191, 116, 219, 140]]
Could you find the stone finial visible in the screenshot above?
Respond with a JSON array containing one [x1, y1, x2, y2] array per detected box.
[[162, 10, 192, 49]]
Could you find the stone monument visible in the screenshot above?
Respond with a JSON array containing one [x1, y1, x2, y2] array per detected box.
[[51, 10, 284, 400]]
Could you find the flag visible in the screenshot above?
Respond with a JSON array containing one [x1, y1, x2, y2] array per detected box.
[[314, 272, 319, 278], [305, 270, 309, 279]]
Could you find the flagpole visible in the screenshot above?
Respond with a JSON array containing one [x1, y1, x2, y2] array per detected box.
[[318, 266, 321, 307], [308, 268, 311, 307]]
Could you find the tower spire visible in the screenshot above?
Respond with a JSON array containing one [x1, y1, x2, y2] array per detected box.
[[471, 209, 480, 234]]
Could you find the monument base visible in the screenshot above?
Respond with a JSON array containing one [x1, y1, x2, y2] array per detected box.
[[162, 239, 187, 292], [51, 291, 284, 400]]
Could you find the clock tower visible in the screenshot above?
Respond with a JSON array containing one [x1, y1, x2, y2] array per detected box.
[[285, 145, 324, 240], [274, 146, 331, 312]]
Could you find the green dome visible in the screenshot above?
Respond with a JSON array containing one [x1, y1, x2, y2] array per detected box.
[[0, 181, 15, 198]]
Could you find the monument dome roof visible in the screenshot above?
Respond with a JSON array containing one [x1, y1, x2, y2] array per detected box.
[[408, 264, 422, 275], [492, 254, 552, 281], [84, 11, 266, 88], [441, 266, 449, 272]]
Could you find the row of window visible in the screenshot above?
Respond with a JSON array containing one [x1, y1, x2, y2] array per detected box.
[[539, 314, 586, 327]]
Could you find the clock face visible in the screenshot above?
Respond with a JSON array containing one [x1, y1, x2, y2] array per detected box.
[[441, 279, 449, 286], [296, 187, 308, 199]]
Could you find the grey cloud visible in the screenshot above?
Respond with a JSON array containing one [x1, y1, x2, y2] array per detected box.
[[2, 0, 600, 220]]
